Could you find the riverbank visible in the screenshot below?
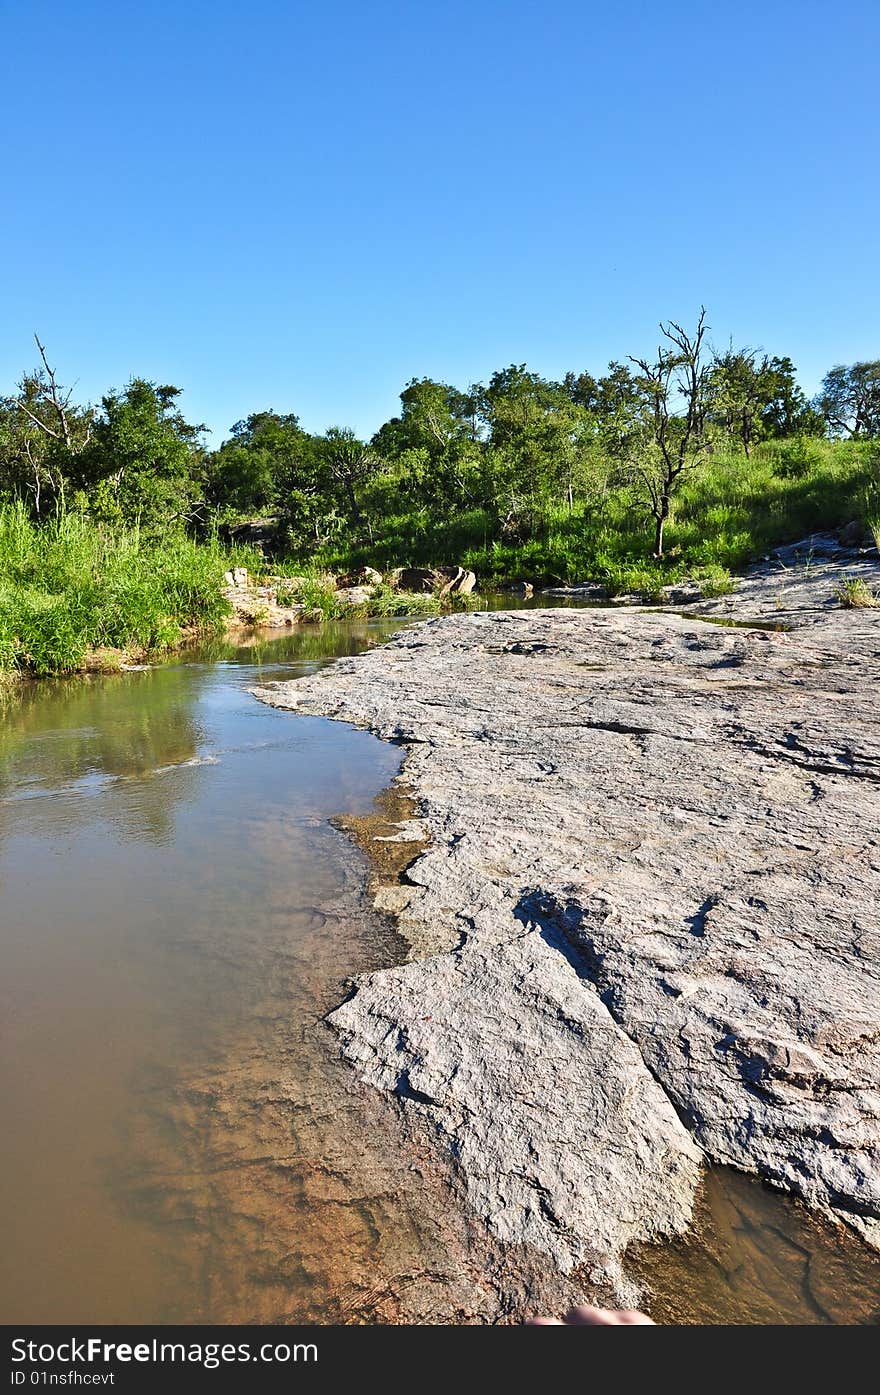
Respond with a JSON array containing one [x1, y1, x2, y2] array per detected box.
[[0, 505, 233, 680], [0, 504, 487, 680], [253, 546, 880, 1302], [5, 488, 877, 681]]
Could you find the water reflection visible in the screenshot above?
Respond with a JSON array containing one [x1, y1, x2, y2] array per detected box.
[[0, 671, 210, 853], [0, 620, 452, 1324], [2, 618, 879, 1324]]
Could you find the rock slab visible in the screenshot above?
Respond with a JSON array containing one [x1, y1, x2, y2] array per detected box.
[[254, 554, 880, 1272]]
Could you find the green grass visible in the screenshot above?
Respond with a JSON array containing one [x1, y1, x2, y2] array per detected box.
[[286, 575, 480, 622], [288, 574, 344, 621], [4, 436, 877, 677], [0, 503, 232, 675], [354, 582, 479, 617], [837, 575, 878, 608], [282, 437, 879, 597]]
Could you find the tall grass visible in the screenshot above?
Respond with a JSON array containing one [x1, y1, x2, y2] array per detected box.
[[3, 436, 876, 675], [291, 436, 879, 593], [0, 503, 231, 675]]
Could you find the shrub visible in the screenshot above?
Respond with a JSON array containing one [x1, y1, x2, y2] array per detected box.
[[837, 576, 878, 608], [291, 575, 343, 620]]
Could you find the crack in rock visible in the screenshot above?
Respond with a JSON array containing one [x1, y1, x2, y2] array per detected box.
[[253, 556, 880, 1270]]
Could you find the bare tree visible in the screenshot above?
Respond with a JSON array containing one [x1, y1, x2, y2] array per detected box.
[[17, 336, 90, 452], [628, 308, 711, 557], [11, 336, 93, 512]]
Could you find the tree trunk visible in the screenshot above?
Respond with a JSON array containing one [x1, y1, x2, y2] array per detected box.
[[344, 476, 362, 528], [653, 495, 669, 557]]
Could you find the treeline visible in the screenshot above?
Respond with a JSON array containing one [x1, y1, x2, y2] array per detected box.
[[2, 320, 879, 574]]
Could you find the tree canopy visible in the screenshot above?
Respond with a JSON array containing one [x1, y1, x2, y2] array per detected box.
[[2, 324, 874, 571]]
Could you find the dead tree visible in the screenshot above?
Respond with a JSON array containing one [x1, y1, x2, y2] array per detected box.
[[14, 336, 92, 512], [629, 308, 710, 558]]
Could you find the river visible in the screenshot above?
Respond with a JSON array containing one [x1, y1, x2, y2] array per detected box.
[[2, 620, 878, 1324]]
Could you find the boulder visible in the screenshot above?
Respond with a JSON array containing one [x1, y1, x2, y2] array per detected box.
[[541, 583, 607, 600], [838, 520, 870, 548], [439, 566, 477, 596], [336, 585, 373, 606], [336, 566, 384, 589], [224, 517, 281, 551], [391, 566, 476, 595], [772, 533, 849, 564], [223, 567, 250, 588], [391, 567, 441, 594]]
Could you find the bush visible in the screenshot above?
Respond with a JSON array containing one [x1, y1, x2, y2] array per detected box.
[[277, 438, 873, 592], [290, 575, 343, 621], [0, 503, 231, 675]]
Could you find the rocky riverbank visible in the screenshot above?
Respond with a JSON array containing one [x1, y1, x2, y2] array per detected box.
[[223, 564, 477, 629], [253, 547, 880, 1299]]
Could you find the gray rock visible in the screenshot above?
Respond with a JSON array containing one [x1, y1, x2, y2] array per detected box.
[[540, 583, 607, 599], [771, 532, 858, 565], [391, 565, 477, 595], [838, 520, 869, 548], [335, 585, 373, 606], [331, 927, 702, 1277], [390, 567, 438, 593], [253, 551, 880, 1271], [336, 566, 384, 588], [441, 566, 476, 595]]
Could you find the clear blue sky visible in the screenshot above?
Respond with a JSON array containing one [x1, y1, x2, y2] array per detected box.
[[2, 0, 877, 443]]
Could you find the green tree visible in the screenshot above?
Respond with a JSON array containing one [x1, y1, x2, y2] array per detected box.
[[593, 361, 653, 446], [707, 347, 769, 455], [708, 349, 823, 451], [473, 366, 599, 527], [206, 411, 304, 517], [321, 426, 379, 535], [816, 362, 880, 438], [759, 356, 823, 438], [0, 337, 94, 514], [372, 378, 482, 509], [81, 380, 204, 531], [563, 370, 600, 411]]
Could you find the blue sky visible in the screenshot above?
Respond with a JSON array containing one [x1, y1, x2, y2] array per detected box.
[[2, 0, 878, 442]]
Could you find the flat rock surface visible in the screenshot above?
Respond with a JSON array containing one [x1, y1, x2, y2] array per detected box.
[[253, 551, 880, 1274]]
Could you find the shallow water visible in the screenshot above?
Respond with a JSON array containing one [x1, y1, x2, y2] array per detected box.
[[0, 621, 433, 1323], [1, 617, 878, 1324], [643, 607, 791, 631]]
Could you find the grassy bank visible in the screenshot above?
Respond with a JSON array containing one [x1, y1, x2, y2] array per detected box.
[[278, 575, 479, 621], [3, 438, 877, 679], [0, 504, 233, 677], [297, 438, 879, 596]]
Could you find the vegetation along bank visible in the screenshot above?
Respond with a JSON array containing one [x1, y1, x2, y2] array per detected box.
[[1, 319, 878, 677]]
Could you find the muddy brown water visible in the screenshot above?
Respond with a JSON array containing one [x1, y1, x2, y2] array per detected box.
[[1, 617, 878, 1324]]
